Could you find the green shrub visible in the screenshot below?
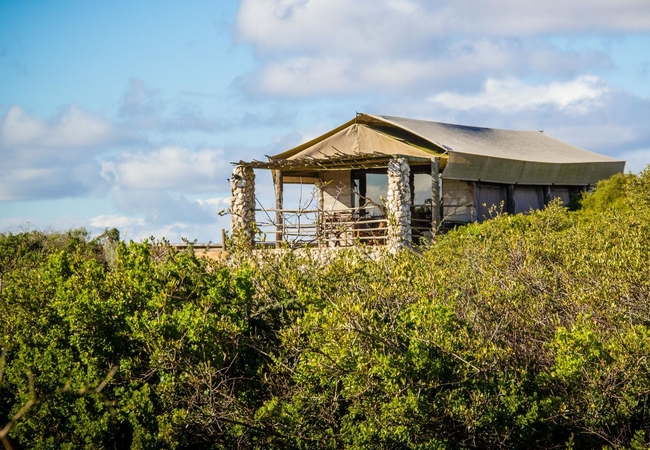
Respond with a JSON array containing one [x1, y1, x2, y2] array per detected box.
[[2, 167, 650, 449]]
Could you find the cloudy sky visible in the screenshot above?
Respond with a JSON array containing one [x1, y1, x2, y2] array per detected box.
[[1, 0, 650, 242]]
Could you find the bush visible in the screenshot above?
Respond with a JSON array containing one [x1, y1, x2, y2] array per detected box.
[[2, 168, 650, 449]]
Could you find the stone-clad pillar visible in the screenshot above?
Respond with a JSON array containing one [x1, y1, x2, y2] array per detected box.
[[386, 156, 411, 252], [230, 165, 256, 250]]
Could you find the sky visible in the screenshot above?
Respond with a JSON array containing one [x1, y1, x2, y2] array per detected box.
[[1, 0, 650, 243]]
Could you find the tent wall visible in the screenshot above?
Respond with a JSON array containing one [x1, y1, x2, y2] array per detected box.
[[474, 183, 507, 222], [550, 187, 570, 205], [470, 182, 576, 221], [443, 152, 624, 186], [321, 170, 354, 212], [442, 179, 473, 223], [513, 186, 544, 215]]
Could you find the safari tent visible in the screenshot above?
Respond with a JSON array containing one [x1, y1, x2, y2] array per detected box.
[[230, 113, 624, 249]]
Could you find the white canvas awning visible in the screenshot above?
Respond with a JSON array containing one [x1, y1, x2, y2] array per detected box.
[[269, 117, 447, 169], [259, 113, 625, 186], [370, 114, 624, 185]]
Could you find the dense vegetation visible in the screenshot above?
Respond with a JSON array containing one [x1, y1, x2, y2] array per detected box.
[[2, 169, 650, 449]]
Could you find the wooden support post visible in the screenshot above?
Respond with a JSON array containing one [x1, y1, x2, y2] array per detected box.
[[506, 185, 515, 214], [543, 185, 552, 206], [316, 179, 324, 248], [274, 170, 283, 248], [431, 157, 441, 233]]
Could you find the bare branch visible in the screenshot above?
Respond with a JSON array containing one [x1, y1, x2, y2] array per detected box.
[[0, 366, 119, 449]]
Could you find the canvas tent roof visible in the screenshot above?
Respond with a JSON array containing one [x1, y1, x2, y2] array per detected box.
[[241, 113, 624, 186]]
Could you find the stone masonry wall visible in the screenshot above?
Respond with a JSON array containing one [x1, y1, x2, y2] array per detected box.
[[386, 157, 411, 252], [230, 165, 256, 250]]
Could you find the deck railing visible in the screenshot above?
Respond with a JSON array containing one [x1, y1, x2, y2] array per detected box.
[[254, 203, 434, 248]]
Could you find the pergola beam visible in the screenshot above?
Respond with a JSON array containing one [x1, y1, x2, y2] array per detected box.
[[232, 153, 437, 172]]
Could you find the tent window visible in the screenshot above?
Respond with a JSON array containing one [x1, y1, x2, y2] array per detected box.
[[353, 165, 432, 215], [413, 173, 432, 206], [360, 173, 388, 216]]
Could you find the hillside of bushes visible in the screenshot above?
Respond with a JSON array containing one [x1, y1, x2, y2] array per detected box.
[[2, 169, 650, 449]]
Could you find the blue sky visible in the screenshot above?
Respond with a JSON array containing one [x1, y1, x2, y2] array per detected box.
[[1, 0, 650, 242]]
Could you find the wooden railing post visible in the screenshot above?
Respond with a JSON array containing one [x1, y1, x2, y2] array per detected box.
[[274, 170, 283, 248]]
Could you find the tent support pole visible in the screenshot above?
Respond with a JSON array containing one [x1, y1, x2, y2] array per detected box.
[[431, 157, 441, 234]]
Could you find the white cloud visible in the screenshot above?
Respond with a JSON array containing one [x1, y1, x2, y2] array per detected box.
[[0, 101, 235, 234], [100, 146, 226, 192], [118, 78, 231, 133], [429, 76, 608, 113], [0, 104, 132, 201], [0, 161, 107, 201], [196, 197, 231, 215], [235, 0, 626, 96], [455, 0, 650, 35], [237, 0, 650, 53], [0, 101, 232, 207], [0, 213, 230, 244], [195, 197, 231, 207], [374, 78, 650, 170], [122, 218, 230, 243], [618, 148, 650, 173], [119, 78, 165, 118], [101, 187, 223, 228], [237, 0, 443, 56], [88, 214, 231, 243], [244, 41, 607, 97], [0, 104, 120, 149], [90, 214, 146, 229], [98, 146, 232, 230]]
